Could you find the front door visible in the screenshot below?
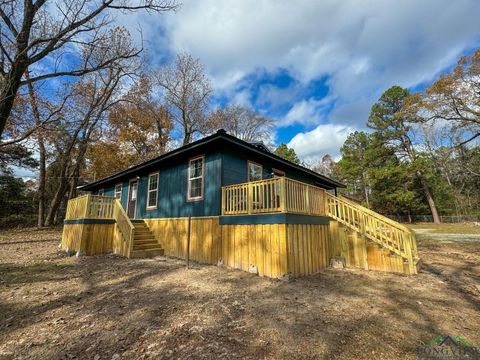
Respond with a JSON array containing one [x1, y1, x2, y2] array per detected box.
[[128, 180, 138, 219]]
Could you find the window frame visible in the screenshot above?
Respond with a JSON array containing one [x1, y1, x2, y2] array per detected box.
[[97, 188, 104, 196], [146, 172, 159, 210], [272, 168, 285, 177], [114, 183, 123, 200], [247, 160, 263, 182], [187, 155, 205, 202]]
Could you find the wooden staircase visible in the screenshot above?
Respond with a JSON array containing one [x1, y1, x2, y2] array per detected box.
[[326, 193, 420, 274], [131, 220, 164, 258]]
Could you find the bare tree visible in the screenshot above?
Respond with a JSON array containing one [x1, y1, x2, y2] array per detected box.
[[207, 104, 274, 142], [0, 0, 177, 138], [44, 61, 134, 225], [155, 53, 212, 145], [423, 49, 480, 146]]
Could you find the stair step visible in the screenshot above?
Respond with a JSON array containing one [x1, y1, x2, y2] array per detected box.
[[134, 233, 155, 239], [133, 243, 162, 250], [134, 227, 150, 231], [131, 248, 164, 258], [134, 238, 158, 244]]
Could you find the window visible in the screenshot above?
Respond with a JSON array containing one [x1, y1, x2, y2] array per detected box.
[[98, 188, 104, 196], [114, 184, 122, 199], [146, 173, 159, 209], [248, 161, 263, 181], [188, 156, 204, 201]]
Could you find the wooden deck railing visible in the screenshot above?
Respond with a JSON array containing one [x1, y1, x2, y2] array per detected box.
[[325, 193, 418, 274], [221, 177, 326, 216], [65, 195, 115, 220], [65, 195, 134, 257]]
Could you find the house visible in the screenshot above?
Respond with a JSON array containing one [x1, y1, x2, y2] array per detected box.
[[62, 129, 419, 276]]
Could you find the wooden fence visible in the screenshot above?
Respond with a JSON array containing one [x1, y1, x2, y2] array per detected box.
[[222, 177, 326, 216]]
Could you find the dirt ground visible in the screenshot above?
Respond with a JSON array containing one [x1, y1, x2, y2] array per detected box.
[[0, 227, 479, 360]]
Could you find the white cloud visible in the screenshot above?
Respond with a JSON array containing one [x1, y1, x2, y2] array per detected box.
[[280, 97, 334, 127], [156, 0, 480, 124], [288, 124, 354, 162], [116, 0, 480, 156]]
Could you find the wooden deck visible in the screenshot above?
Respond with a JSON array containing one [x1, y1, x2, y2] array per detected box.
[[62, 195, 136, 258], [62, 181, 419, 276]]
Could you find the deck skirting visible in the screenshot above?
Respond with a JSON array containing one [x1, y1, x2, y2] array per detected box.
[[62, 216, 413, 276]]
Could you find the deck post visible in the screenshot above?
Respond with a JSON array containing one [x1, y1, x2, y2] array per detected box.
[[359, 213, 369, 270], [248, 182, 253, 214], [84, 194, 92, 218], [186, 215, 192, 269], [306, 185, 311, 215], [279, 177, 286, 212], [404, 234, 416, 275]]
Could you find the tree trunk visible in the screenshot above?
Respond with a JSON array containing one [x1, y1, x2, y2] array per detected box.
[[45, 161, 69, 226], [26, 75, 47, 227], [37, 137, 46, 227], [183, 130, 191, 145], [0, 61, 28, 137], [417, 170, 441, 223], [363, 182, 370, 208]]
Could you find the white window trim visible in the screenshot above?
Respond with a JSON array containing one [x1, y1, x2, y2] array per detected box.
[[187, 155, 205, 202], [114, 183, 122, 200], [247, 160, 263, 182], [146, 172, 159, 210], [98, 188, 104, 196]]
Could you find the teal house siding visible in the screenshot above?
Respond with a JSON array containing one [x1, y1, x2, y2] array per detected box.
[[221, 148, 317, 187], [80, 130, 343, 220], [133, 151, 222, 218]]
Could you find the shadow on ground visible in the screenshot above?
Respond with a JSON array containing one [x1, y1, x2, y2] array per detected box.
[[0, 228, 479, 359]]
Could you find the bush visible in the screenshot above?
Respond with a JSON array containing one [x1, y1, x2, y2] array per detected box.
[[0, 214, 37, 228]]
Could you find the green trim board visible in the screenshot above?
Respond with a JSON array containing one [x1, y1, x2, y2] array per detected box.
[[64, 219, 116, 225], [219, 213, 331, 225]]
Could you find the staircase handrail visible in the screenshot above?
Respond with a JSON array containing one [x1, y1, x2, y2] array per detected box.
[[325, 192, 418, 272], [112, 199, 135, 257]]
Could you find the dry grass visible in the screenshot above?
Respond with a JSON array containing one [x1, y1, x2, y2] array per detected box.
[[408, 223, 480, 234], [0, 227, 479, 359]]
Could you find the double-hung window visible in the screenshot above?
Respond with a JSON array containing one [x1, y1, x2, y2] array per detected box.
[[146, 173, 159, 209], [114, 184, 122, 200], [188, 156, 204, 201], [98, 189, 104, 196], [248, 161, 263, 182]]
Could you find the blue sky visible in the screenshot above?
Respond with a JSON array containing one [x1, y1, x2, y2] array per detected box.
[[136, 0, 480, 162], [15, 1, 480, 180], [38, 1, 480, 167]]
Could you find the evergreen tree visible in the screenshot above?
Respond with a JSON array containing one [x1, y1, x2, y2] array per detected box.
[[274, 143, 300, 164], [367, 86, 441, 223]]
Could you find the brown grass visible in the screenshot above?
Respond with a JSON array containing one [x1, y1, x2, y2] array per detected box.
[[407, 223, 480, 234], [0, 227, 479, 359]]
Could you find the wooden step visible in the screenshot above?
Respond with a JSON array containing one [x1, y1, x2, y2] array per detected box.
[[131, 248, 164, 259], [133, 233, 155, 240], [133, 238, 158, 245], [133, 243, 163, 251]]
